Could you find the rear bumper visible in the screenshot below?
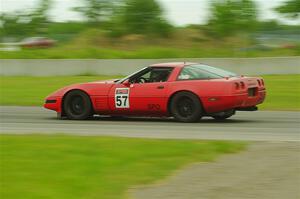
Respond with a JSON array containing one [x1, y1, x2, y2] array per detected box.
[[203, 89, 266, 113], [234, 89, 266, 108]]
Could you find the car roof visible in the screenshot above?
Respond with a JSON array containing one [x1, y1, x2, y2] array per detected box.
[[150, 62, 197, 68]]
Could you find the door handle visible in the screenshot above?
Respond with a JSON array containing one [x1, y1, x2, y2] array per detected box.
[[157, 85, 164, 89]]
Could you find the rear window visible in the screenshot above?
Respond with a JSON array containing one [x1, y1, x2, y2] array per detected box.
[[178, 64, 237, 80]]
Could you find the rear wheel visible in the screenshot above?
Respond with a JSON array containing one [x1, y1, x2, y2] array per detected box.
[[170, 92, 203, 122], [63, 90, 93, 120]]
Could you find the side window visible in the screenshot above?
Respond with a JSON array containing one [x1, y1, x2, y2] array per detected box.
[[130, 67, 173, 84], [140, 70, 151, 80], [178, 65, 221, 80], [150, 68, 173, 83], [129, 69, 152, 84]]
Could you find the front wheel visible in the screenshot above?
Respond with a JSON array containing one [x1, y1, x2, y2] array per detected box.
[[63, 90, 93, 120], [170, 92, 203, 122]]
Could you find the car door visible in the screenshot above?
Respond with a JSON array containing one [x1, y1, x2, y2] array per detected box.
[[108, 67, 173, 116], [128, 81, 169, 115]]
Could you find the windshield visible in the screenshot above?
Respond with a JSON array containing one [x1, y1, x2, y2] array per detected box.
[[178, 64, 237, 80], [116, 67, 148, 83]]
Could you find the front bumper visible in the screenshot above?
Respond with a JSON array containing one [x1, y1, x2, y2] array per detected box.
[[44, 97, 62, 112]]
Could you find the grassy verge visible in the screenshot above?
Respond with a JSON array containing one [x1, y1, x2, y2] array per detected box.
[[0, 74, 299, 110], [1, 28, 299, 59], [0, 47, 298, 59], [0, 135, 246, 199], [0, 75, 121, 106], [259, 74, 300, 111]]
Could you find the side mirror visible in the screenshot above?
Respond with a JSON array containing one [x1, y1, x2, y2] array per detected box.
[[122, 79, 131, 87]]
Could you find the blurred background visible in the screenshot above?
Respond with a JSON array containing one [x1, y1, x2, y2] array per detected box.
[[0, 1, 300, 199], [0, 0, 299, 58]]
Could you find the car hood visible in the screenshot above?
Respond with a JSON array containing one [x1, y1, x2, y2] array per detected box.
[[45, 79, 118, 99], [86, 79, 118, 84]]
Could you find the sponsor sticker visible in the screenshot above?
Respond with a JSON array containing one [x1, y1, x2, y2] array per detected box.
[[115, 88, 130, 108]]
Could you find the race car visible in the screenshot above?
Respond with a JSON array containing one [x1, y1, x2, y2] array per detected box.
[[21, 37, 55, 48], [44, 62, 266, 122]]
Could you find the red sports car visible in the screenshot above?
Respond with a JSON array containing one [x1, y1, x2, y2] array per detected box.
[[21, 37, 55, 48], [44, 62, 266, 122]]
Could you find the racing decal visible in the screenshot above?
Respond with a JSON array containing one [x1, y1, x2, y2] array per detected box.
[[115, 88, 130, 108], [148, 104, 160, 110]]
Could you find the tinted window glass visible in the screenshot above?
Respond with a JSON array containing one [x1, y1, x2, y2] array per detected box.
[[130, 67, 173, 83], [178, 64, 237, 80], [196, 64, 237, 77], [178, 65, 221, 80]]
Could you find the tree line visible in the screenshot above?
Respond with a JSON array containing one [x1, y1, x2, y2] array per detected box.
[[0, 0, 299, 39]]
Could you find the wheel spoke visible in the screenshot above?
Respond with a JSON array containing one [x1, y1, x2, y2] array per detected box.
[[177, 98, 194, 118], [70, 96, 84, 115]]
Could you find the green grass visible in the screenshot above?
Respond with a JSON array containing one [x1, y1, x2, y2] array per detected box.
[[0, 75, 121, 106], [0, 46, 298, 59], [259, 74, 300, 111], [0, 135, 246, 199], [1, 28, 299, 59], [0, 75, 299, 110]]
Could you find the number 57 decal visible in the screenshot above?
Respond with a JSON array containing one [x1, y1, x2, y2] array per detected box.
[[115, 88, 130, 108]]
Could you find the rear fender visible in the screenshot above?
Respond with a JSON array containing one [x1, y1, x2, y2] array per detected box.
[[167, 90, 205, 115]]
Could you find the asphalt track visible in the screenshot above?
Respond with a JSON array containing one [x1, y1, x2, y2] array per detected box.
[[0, 106, 299, 142]]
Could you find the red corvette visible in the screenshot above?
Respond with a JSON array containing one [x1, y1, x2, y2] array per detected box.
[[44, 62, 266, 122], [21, 37, 55, 48]]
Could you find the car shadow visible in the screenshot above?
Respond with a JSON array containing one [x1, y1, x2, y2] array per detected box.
[[44, 116, 264, 124], [86, 115, 260, 124], [46, 115, 261, 124]]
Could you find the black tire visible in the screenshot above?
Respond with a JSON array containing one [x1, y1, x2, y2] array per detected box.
[[212, 110, 235, 120], [63, 90, 93, 120], [170, 91, 203, 122]]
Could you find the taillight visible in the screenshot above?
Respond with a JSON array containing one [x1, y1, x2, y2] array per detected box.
[[234, 82, 240, 89], [257, 79, 261, 86], [240, 82, 245, 89]]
